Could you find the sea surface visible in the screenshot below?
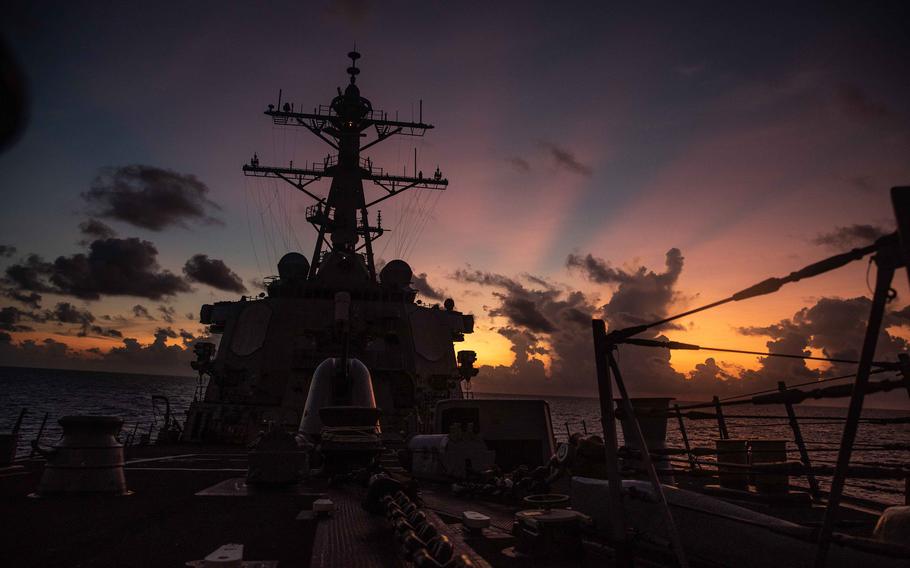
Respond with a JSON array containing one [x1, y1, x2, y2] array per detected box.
[[2, 366, 908, 505]]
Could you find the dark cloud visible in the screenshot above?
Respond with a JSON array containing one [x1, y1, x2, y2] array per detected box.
[[3, 237, 190, 301], [183, 254, 246, 293], [565, 252, 637, 284], [540, 141, 592, 176], [132, 304, 154, 320], [0, 245, 15, 258], [79, 219, 117, 240], [0, 306, 36, 332], [463, 249, 691, 396], [158, 305, 176, 324], [687, 358, 736, 384], [50, 302, 92, 325], [736, 297, 910, 389], [0, 327, 210, 376], [157, 326, 178, 339], [569, 248, 685, 329], [497, 296, 555, 333], [455, 269, 558, 333], [82, 165, 221, 231], [412, 272, 445, 301], [89, 325, 122, 338], [41, 302, 122, 338], [835, 83, 894, 121], [812, 224, 888, 249], [506, 156, 531, 172], [4, 254, 57, 293], [454, 269, 599, 394], [3, 289, 41, 309], [0, 337, 75, 367]]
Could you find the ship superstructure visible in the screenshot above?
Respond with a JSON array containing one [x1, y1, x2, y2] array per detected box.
[[183, 52, 476, 444]]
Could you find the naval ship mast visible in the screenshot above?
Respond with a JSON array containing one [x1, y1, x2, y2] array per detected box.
[[184, 51, 476, 445], [242, 50, 448, 280]]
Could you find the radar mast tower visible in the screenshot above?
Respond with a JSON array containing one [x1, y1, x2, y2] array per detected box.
[[242, 51, 448, 281]]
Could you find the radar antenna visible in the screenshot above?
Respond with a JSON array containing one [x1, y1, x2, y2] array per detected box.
[[242, 51, 448, 280]]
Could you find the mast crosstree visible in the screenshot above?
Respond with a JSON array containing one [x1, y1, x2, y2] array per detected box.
[[242, 50, 448, 281]]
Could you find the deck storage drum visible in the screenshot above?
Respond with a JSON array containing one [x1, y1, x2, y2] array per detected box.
[[749, 439, 788, 494], [715, 439, 749, 490]]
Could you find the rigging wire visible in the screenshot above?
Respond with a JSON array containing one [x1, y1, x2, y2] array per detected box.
[[622, 337, 890, 367], [404, 188, 443, 260], [672, 368, 891, 410], [242, 175, 264, 279], [717, 370, 871, 402]]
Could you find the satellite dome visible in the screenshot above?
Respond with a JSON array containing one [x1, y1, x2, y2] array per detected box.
[[277, 252, 310, 281], [379, 259, 412, 288]]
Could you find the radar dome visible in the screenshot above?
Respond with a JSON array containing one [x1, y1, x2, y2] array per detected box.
[[277, 252, 310, 280], [379, 259, 412, 288]]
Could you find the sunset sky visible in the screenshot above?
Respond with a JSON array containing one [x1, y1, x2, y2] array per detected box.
[[2, 2, 910, 405]]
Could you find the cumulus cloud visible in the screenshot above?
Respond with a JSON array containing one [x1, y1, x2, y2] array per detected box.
[[3, 289, 41, 309], [457, 244, 909, 401], [4, 254, 56, 294], [38, 302, 121, 338], [412, 272, 445, 301], [82, 165, 221, 231], [460, 248, 697, 396], [539, 141, 592, 176], [0, 306, 36, 332], [736, 296, 910, 389], [0, 337, 77, 368], [78, 219, 117, 241], [812, 224, 889, 249], [48, 302, 94, 334], [0, 327, 211, 376], [1, 302, 122, 341], [183, 254, 246, 293], [3, 237, 190, 301], [454, 268, 599, 395], [132, 304, 154, 320], [158, 305, 177, 324], [568, 248, 685, 329]]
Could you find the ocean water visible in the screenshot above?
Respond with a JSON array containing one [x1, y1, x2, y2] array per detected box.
[[2, 366, 907, 505]]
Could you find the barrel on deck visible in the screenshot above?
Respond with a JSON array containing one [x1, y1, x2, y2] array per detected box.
[[749, 439, 788, 494], [37, 416, 128, 496], [715, 439, 749, 490]]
